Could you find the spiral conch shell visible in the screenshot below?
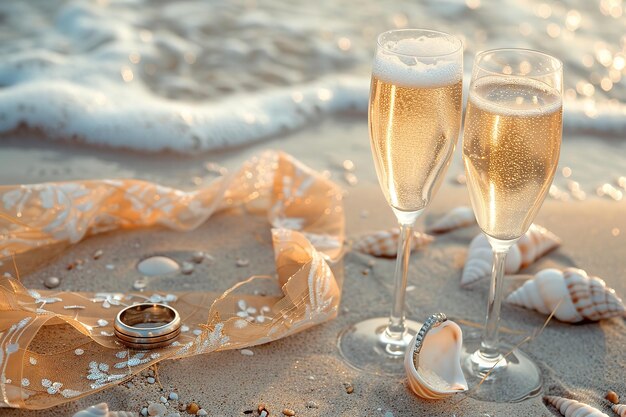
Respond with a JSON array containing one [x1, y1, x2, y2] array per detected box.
[[544, 396, 609, 417], [506, 268, 626, 323], [613, 404, 626, 417], [404, 319, 468, 400], [353, 228, 434, 258], [73, 403, 137, 417], [461, 224, 561, 286], [426, 206, 475, 234]]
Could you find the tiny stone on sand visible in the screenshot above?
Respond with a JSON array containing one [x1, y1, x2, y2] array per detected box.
[[147, 377, 155, 384], [240, 349, 254, 356], [306, 401, 318, 409], [236, 258, 250, 267], [44, 276, 61, 289], [147, 402, 166, 416]]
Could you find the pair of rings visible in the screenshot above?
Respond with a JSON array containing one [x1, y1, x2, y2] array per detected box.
[[412, 312, 447, 367], [114, 303, 181, 349]]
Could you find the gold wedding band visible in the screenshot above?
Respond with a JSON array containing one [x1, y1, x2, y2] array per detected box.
[[114, 303, 181, 349]]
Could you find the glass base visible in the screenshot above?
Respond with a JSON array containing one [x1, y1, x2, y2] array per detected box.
[[337, 317, 422, 375], [461, 334, 542, 402]]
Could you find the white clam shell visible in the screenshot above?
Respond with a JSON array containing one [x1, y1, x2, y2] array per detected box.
[[544, 396, 609, 417], [506, 268, 626, 323], [426, 206, 475, 234], [73, 403, 137, 417], [353, 228, 434, 258], [613, 404, 626, 417], [404, 320, 468, 400], [461, 224, 560, 286]]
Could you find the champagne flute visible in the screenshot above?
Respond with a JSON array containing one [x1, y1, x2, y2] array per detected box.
[[461, 49, 563, 401], [338, 29, 463, 375]]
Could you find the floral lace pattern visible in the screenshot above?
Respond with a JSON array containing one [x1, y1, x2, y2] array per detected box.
[[0, 151, 344, 409]]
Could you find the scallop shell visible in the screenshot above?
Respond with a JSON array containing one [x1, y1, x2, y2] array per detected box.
[[613, 404, 626, 417], [544, 396, 609, 417], [404, 320, 468, 400], [506, 268, 626, 323], [73, 403, 137, 417], [461, 224, 560, 286], [353, 228, 434, 258], [426, 206, 475, 234]]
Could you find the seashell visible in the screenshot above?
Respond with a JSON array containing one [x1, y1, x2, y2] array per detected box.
[[73, 403, 137, 417], [404, 319, 468, 400], [352, 228, 434, 258], [544, 396, 609, 417], [506, 268, 626, 323], [461, 224, 560, 286], [613, 404, 626, 417], [425, 206, 475, 234]]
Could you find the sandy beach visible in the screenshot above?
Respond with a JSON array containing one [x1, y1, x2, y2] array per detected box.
[[1, 117, 625, 416], [1, 0, 625, 415]]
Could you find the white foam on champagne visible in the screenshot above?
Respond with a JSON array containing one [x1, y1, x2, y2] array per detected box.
[[373, 37, 462, 88], [469, 76, 563, 116]]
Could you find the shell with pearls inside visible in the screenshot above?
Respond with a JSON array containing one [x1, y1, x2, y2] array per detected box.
[[352, 228, 434, 258], [613, 404, 626, 417], [544, 396, 609, 417], [461, 224, 561, 286], [425, 206, 475, 234], [404, 319, 468, 400], [73, 403, 137, 417], [507, 268, 626, 323]]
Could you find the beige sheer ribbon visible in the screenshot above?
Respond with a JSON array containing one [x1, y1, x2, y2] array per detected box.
[[0, 151, 344, 410]]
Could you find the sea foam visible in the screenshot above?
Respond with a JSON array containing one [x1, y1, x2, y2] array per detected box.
[[0, 0, 624, 153]]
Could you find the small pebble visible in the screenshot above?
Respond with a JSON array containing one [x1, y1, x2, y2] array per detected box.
[[165, 413, 180, 417], [259, 411, 268, 417], [160, 395, 168, 404], [44, 276, 61, 289], [186, 402, 200, 414], [342, 159, 355, 171], [140, 407, 148, 417], [282, 409, 296, 416], [181, 262, 194, 275], [307, 376, 315, 381], [169, 392, 179, 401], [105, 264, 115, 270], [197, 410, 208, 416], [147, 377, 156, 384], [361, 269, 369, 276], [147, 403, 166, 416], [133, 278, 148, 291], [240, 349, 254, 356], [191, 251, 205, 263], [93, 249, 103, 260], [236, 258, 250, 267], [606, 390, 619, 404], [344, 172, 358, 186], [306, 401, 318, 409], [344, 382, 354, 394]]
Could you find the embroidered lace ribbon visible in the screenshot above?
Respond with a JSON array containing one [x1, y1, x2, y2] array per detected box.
[[0, 151, 344, 409]]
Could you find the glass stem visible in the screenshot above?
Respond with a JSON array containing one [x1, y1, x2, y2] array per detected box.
[[479, 247, 509, 360], [384, 222, 414, 340]]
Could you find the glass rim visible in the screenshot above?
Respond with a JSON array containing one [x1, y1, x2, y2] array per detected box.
[[376, 28, 463, 58], [474, 47, 563, 76]]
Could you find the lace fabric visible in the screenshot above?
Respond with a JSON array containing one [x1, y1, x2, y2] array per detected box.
[[0, 151, 344, 409]]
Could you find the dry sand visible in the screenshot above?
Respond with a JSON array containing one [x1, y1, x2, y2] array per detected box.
[[1, 117, 625, 416]]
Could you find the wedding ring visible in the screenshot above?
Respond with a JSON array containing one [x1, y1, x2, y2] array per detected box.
[[114, 303, 181, 349], [412, 312, 447, 367]]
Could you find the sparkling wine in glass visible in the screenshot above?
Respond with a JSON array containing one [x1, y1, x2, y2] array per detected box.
[[461, 48, 563, 401], [338, 29, 463, 375]]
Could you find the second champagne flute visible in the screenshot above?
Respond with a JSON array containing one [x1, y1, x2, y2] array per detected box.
[[338, 29, 463, 374], [461, 48, 563, 401]]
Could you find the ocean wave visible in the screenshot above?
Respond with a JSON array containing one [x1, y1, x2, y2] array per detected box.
[[0, 0, 624, 153]]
